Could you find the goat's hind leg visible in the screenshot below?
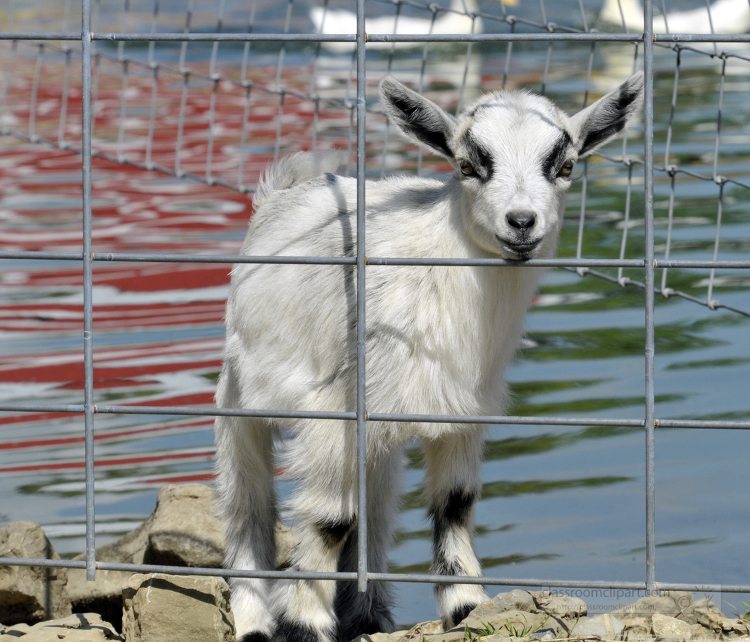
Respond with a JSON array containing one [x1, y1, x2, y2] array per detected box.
[[333, 447, 400, 641], [271, 420, 358, 642], [215, 368, 277, 641], [424, 430, 489, 629]]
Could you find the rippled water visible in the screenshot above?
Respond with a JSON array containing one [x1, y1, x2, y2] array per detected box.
[[1, 0, 749, 627]]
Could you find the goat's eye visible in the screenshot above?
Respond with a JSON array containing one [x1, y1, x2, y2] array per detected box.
[[459, 160, 475, 176], [558, 160, 575, 178]]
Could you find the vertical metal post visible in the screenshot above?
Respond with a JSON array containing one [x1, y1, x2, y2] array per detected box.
[[642, 0, 657, 595], [355, 0, 368, 594], [81, 0, 97, 582]]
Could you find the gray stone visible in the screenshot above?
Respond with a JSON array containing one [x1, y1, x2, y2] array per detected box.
[[652, 613, 693, 641], [661, 592, 694, 613], [394, 619, 443, 641], [570, 613, 626, 639], [121, 573, 234, 642], [530, 627, 557, 640], [462, 590, 536, 628], [532, 591, 588, 620], [0, 521, 72, 625], [461, 608, 549, 637], [0, 613, 122, 641], [67, 484, 298, 625], [614, 596, 681, 621]]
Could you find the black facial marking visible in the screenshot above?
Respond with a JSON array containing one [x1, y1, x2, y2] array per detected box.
[[449, 603, 480, 627], [461, 130, 494, 182], [390, 95, 453, 158], [317, 517, 356, 548], [325, 172, 337, 186], [240, 633, 271, 642], [541, 130, 572, 181], [273, 617, 326, 642]]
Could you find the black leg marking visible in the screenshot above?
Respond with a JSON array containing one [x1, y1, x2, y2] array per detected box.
[[429, 487, 479, 545], [449, 603, 479, 628], [334, 583, 395, 642], [240, 633, 271, 642], [272, 617, 325, 642], [430, 488, 480, 586], [317, 516, 355, 549]]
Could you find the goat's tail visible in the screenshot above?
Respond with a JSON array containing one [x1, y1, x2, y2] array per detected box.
[[253, 151, 345, 210]]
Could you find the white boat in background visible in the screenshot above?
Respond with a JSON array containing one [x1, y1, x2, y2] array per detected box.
[[309, 0, 488, 51], [599, 0, 750, 34]]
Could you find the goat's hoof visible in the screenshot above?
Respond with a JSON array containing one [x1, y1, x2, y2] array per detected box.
[[447, 602, 480, 629]]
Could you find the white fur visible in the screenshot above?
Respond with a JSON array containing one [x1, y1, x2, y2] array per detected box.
[[215, 73, 643, 642]]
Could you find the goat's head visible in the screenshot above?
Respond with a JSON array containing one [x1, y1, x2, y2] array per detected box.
[[379, 73, 644, 259]]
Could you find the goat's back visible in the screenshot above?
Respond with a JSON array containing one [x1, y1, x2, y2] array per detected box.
[[224, 155, 540, 439]]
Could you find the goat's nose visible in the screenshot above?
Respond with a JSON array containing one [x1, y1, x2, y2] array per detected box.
[[506, 210, 536, 231]]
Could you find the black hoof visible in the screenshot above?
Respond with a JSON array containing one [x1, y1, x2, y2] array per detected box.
[[240, 633, 271, 642], [449, 603, 479, 627]]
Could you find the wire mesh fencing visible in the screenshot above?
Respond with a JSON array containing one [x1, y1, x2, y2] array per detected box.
[[0, 0, 749, 619]]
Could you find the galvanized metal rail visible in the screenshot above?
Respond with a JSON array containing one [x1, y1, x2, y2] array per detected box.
[[0, 0, 749, 611]]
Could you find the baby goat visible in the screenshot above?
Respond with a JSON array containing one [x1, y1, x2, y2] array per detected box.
[[215, 73, 644, 642]]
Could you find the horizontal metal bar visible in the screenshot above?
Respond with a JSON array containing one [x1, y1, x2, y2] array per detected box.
[[93, 252, 356, 265], [0, 32, 642, 43], [0, 32, 82, 40], [656, 419, 750, 430], [4, 250, 750, 270], [3, 403, 748, 431], [367, 257, 646, 267], [654, 259, 750, 269], [0, 557, 87, 569], [655, 33, 750, 43], [95, 404, 356, 421], [366, 33, 643, 43], [95, 32, 357, 43], [2, 557, 749, 593], [99, 562, 356, 581], [0, 251, 85, 261], [367, 413, 645, 427], [1, 31, 746, 44]]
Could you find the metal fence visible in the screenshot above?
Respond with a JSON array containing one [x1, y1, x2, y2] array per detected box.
[[1, 0, 750, 616]]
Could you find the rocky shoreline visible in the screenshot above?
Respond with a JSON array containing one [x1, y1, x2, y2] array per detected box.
[[2, 484, 748, 641]]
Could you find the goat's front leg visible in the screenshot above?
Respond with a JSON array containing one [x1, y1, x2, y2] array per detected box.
[[270, 420, 357, 642], [423, 430, 489, 629]]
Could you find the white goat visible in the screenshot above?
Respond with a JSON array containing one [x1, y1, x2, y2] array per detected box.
[[215, 73, 644, 642]]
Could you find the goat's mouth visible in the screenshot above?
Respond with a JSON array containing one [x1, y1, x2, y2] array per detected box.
[[496, 235, 543, 259]]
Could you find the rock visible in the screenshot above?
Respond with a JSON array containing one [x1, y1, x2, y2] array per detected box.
[[461, 590, 537, 628], [652, 613, 693, 641], [570, 613, 626, 639], [461, 608, 549, 637], [532, 591, 588, 621], [661, 592, 694, 612], [613, 595, 681, 621], [0, 612, 122, 641], [0, 521, 72, 625], [394, 619, 443, 640], [121, 573, 234, 642], [67, 484, 298, 627]]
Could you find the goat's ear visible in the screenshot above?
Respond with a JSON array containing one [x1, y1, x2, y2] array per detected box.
[[569, 72, 644, 158], [379, 76, 457, 160]]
